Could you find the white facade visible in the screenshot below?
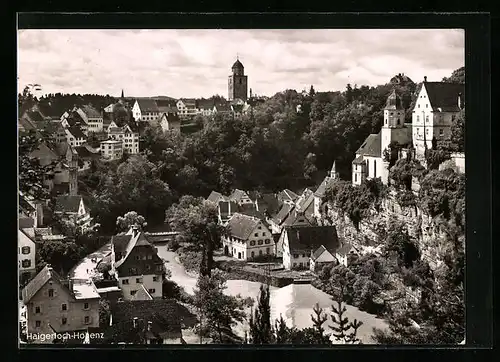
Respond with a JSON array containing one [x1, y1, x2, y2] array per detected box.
[[132, 101, 142, 121], [309, 249, 335, 272], [176, 100, 198, 117], [222, 221, 275, 261], [65, 129, 86, 148], [18, 230, 36, 279], [336, 253, 349, 267], [281, 230, 310, 270], [100, 140, 123, 160], [108, 125, 140, 155], [117, 274, 163, 300]]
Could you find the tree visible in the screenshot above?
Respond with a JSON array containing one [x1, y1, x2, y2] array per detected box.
[[193, 270, 246, 343], [310, 303, 331, 344], [449, 109, 465, 152], [36, 240, 86, 276], [309, 85, 316, 97], [99, 299, 111, 327], [249, 284, 273, 344], [116, 211, 147, 232], [166, 197, 224, 276], [329, 292, 363, 344], [441, 67, 465, 84]]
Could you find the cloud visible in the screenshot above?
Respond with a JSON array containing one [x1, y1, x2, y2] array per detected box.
[[17, 29, 464, 98]]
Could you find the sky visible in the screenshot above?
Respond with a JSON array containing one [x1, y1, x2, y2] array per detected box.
[[17, 29, 464, 99]]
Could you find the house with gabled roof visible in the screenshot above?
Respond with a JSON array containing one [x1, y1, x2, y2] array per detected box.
[[207, 191, 228, 204], [176, 99, 198, 118], [132, 99, 160, 122], [217, 200, 239, 225], [335, 243, 357, 267], [309, 245, 336, 272], [277, 189, 299, 205], [157, 112, 181, 133], [110, 227, 165, 300], [21, 265, 100, 343], [197, 99, 215, 116], [107, 123, 140, 155], [223, 213, 275, 260], [269, 203, 295, 234], [64, 126, 87, 148], [279, 224, 340, 270], [105, 298, 196, 344], [228, 189, 254, 206], [76, 105, 104, 133], [54, 195, 93, 232], [412, 77, 465, 161]]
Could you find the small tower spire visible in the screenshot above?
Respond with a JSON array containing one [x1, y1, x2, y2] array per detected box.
[[329, 160, 338, 179], [121, 89, 124, 99]]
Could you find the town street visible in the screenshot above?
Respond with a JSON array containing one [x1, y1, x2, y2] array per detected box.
[[70, 242, 112, 280]]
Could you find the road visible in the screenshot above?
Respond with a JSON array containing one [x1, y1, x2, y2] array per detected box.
[[70, 242, 112, 280]]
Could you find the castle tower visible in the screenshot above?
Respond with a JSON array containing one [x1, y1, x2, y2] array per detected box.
[[228, 57, 248, 101], [381, 89, 406, 158], [121, 89, 124, 99]]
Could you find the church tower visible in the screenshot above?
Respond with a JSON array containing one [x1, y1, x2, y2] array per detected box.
[[228, 57, 248, 101], [67, 145, 79, 196], [329, 160, 339, 179], [381, 89, 406, 157]]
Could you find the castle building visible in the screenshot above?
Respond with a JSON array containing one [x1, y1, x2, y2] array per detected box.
[[351, 89, 411, 186], [228, 58, 248, 102], [411, 76, 465, 161]]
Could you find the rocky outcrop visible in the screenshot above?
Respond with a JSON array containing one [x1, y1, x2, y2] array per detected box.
[[323, 189, 452, 271]]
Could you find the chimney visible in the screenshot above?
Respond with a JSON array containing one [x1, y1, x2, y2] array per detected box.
[[132, 225, 139, 237], [147, 321, 152, 331], [133, 317, 138, 328], [68, 279, 74, 292], [424, 76, 427, 82]]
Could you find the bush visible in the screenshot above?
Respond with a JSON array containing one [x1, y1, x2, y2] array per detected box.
[[168, 239, 181, 252], [177, 248, 202, 273], [162, 279, 182, 299]]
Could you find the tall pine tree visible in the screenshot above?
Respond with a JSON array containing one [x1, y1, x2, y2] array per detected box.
[[249, 284, 273, 344]]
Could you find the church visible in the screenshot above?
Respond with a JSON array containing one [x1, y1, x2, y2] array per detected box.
[[351, 76, 465, 186], [228, 58, 248, 102]]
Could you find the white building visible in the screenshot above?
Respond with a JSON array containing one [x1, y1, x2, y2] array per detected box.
[[110, 227, 164, 300], [132, 99, 160, 122], [107, 123, 140, 155], [76, 105, 104, 133], [222, 213, 275, 261], [64, 126, 87, 148], [411, 77, 465, 161], [309, 245, 336, 272], [18, 229, 37, 283], [100, 140, 123, 160], [176, 99, 199, 118]]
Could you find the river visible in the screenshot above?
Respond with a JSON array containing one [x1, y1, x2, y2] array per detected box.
[[156, 243, 388, 344]]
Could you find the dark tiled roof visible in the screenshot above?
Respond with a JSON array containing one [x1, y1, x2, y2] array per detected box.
[[19, 117, 37, 131], [108, 299, 196, 339], [314, 176, 335, 197], [311, 245, 328, 261], [67, 111, 86, 126], [237, 204, 266, 221], [157, 106, 178, 114], [136, 99, 159, 113], [278, 189, 299, 203], [19, 217, 35, 229], [336, 243, 354, 257], [55, 195, 82, 213], [207, 191, 227, 203], [67, 125, 86, 139], [232, 59, 244, 69], [215, 104, 232, 112], [256, 193, 281, 216], [111, 235, 133, 257], [272, 203, 294, 225], [180, 98, 197, 107], [352, 155, 365, 164], [29, 143, 59, 162], [355, 132, 381, 157], [283, 210, 314, 228], [114, 231, 164, 276], [218, 200, 239, 217], [19, 193, 36, 213], [36, 103, 66, 119], [227, 213, 262, 240], [285, 225, 339, 254], [296, 189, 314, 212], [22, 265, 66, 303], [197, 99, 215, 110], [229, 189, 248, 202], [384, 89, 404, 110], [74, 145, 100, 159], [26, 110, 46, 123], [424, 82, 465, 112], [80, 105, 102, 118], [156, 99, 177, 108]]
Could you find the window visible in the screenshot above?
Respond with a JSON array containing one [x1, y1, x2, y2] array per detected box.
[[258, 226, 262, 229], [250, 240, 256, 246], [148, 289, 156, 294], [266, 248, 270, 254], [153, 276, 158, 282], [129, 268, 137, 275], [135, 255, 140, 260], [307, 262, 310, 267], [21, 246, 30, 254], [302, 254, 306, 258], [147, 255, 153, 260], [35, 306, 40, 314], [35, 321, 41, 328], [265, 239, 270, 244], [22, 259, 31, 268], [425, 115, 429, 122], [262, 232, 266, 236], [130, 290, 137, 296], [254, 233, 258, 237], [156, 265, 162, 272], [258, 240, 263, 245], [293, 263, 297, 267], [299, 262, 303, 267], [417, 115, 420, 122], [122, 279, 129, 285], [390, 112, 393, 116], [426, 128, 429, 135], [259, 250, 263, 256], [355, 173, 357, 183], [251, 251, 255, 258], [426, 104, 428, 108], [397, 119, 400, 125], [48, 289, 54, 297], [293, 254, 298, 258], [136, 277, 142, 283], [84, 316, 90, 324], [418, 104, 420, 108], [385, 119, 387, 125], [62, 317, 67, 325], [439, 128, 444, 136], [62, 304, 67, 311], [239, 79, 242, 84], [83, 302, 89, 310]]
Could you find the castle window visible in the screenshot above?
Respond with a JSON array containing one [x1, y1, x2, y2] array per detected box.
[[62, 304, 67, 311], [21, 246, 30, 254], [62, 317, 67, 325]]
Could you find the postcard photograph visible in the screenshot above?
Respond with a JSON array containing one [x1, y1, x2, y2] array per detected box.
[[18, 27, 465, 346]]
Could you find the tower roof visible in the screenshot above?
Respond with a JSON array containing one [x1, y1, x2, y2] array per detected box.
[[232, 59, 244, 69], [384, 89, 404, 110]]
